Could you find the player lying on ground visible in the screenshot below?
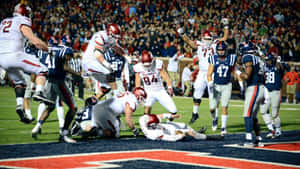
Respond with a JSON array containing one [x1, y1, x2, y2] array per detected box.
[[139, 113, 224, 141], [71, 87, 147, 139]]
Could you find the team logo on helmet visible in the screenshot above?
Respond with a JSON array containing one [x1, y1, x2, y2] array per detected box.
[[147, 114, 160, 127]]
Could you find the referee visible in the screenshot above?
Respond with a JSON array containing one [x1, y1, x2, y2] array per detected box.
[[69, 53, 84, 100]]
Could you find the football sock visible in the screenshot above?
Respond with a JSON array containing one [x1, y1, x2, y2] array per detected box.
[[56, 106, 65, 128], [221, 115, 228, 129], [37, 103, 46, 120], [25, 109, 33, 119], [193, 105, 199, 114]]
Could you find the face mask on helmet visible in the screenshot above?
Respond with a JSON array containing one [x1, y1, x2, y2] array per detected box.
[[141, 50, 153, 70], [202, 31, 212, 45], [216, 41, 227, 57]]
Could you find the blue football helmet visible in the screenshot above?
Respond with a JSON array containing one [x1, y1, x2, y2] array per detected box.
[[239, 41, 256, 55], [216, 41, 227, 57], [265, 53, 275, 61]]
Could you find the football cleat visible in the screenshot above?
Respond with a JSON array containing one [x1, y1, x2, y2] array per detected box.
[[266, 130, 275, 139], [31, 124, 42, 139], [33, 91, 55, 104], [275, 131, 282, 137], [212, 117, 218, 131], [16, 107, 31, 124], [59, 135, 77, 143], [221, 128, 227, 136], [198, 126, 207, 134], [189, 113, 199, 124]]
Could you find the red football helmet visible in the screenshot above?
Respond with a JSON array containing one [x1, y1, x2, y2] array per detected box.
[[107, 23, 121, 40], [147, 114, 160, 127], [141, 50, 153, 68], [13, 3, 32, 18], [202, 30, 213, 45], [132, 87, 147, 103]]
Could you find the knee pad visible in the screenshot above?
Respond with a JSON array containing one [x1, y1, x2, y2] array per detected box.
[[193, 98, 201, 104], [14, 84, 26, 98]]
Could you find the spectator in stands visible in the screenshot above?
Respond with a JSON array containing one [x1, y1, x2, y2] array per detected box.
[[284, 65, 300, 104], [167, 47, 184, 89], [181, 63, 193, 97]]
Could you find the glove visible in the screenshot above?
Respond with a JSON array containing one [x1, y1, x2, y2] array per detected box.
[[235, 70, 242, 77], [177, 28, 185, 36], [124, 55, 132, 64], [132, 128, 140, 137], [208, 81, 214, 94], [221, 18, 229, 28], [111, 45, 125, 56], [277, 56, 281, 63], [168, 86, 174, 96]]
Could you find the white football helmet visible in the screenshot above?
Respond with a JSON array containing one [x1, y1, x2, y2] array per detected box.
[[202, 30, 213, 45]]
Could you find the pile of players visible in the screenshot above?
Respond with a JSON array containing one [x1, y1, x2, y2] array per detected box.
[[0, 4, 283, 146]]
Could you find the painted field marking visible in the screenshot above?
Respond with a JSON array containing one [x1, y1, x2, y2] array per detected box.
[[0, 149, 299, 169]]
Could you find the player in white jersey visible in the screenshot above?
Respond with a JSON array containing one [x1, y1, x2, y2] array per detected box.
[[79, 87, 146, 138], [139, 113, 224, 141], [133, 50, 177, 117], [0, 3, 52, 123], [82, 23, 131, 100], [177, 18, 229, 124]]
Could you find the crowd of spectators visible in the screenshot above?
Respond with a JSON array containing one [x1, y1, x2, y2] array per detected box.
[[1, 0, 300, 61]]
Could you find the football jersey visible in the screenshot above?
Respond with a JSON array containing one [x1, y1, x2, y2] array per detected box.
[[133, 59, 165, 91], [242, 54, 264, 86], [109, 91, 138, 116], [103, 48, 125, 78], [208, 54, 236, 84], [83, 30, 117, 62], [265, 64, 283, 91], [195, 40, 218, 72], [38, 46, 70, 80], [76, 106, 93, 123], [0, 16, 31, 53]]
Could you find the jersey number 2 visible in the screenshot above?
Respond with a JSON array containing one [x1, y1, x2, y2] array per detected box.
[[1, 20, 12, 33]]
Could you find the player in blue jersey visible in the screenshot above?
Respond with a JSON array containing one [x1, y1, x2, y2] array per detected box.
[[207, 41, 236, 135], [31, 46, 80, 143], [235, 41, 264, 147], [261, 53, 283, 138], [99, 48, 127, 99]]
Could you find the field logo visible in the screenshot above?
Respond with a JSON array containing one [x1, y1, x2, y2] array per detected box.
[[0, 149, 299, 169]]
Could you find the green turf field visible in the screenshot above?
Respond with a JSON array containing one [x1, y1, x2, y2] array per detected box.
[[0, 86, 299, 145]]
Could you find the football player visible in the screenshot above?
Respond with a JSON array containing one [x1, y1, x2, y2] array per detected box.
[[261, 53, 283, 138], [0, 3, 52, 123], [235, 41, 265, 147], [133, 50, 177, 117], [177, 18, 229, 124], [31, 46, 80, 143], [207, 41, 237, 135], [77, 87, 146, 139], [139, 113, 224, 141], [82, 23, 131, 100]]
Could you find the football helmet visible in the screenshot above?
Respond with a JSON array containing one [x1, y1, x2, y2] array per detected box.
[[216, 41, 228, 57], [202, 30, 213, 45], [13, 3, 32, 18], [132, 87, 147, 103], [239, 41, 256, 55], [107, 23, 121, 40], [85, 96, 98, 107], [147, 114, 160, 127], [141, 50, 153, 68]]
